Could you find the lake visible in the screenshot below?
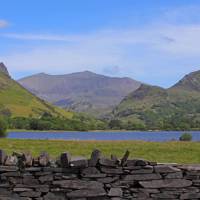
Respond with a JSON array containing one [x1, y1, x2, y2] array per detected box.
[[7, 131, 200, 141]]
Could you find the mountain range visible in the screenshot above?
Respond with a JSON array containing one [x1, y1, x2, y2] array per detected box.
[[112, 70, 200, 130], [1, 61, 200, 130], [18, 71, 141, 117]]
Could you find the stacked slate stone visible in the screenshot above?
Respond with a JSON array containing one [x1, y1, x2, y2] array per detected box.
[[0, 149, 200, 199]]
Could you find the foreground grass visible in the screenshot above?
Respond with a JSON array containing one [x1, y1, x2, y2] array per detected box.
[[0, 139, 199, 164]]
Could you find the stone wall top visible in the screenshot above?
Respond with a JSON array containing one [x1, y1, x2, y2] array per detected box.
[[0, 149, 200, 199]]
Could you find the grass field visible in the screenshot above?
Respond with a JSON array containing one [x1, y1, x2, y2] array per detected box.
[[0, 139, 199, 164]]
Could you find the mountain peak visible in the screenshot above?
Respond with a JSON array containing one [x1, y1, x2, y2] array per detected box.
[[127, 84, 166, 101], [172, 69, 200, 91], [0, 62, 10, 77]]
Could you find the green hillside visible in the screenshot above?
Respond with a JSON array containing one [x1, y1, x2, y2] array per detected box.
[[112, 70, 200, 130], [0, 71, 73, 118]]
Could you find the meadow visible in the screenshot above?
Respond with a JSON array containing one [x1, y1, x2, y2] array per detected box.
[[0, 139, 199, 164]]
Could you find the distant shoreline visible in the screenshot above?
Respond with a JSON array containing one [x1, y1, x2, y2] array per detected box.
[[8, 129, 200, 133]]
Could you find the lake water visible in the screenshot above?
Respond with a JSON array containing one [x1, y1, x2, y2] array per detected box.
[[7, 131, 200, 141]]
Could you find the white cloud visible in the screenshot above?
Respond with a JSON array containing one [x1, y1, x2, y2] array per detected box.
[[2, 6, 200, 87], [0, 20, 8, 28], [1, 33, 82, 42]]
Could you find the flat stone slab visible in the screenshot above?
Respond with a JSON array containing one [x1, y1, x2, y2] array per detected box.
[[53, 180, 103, 189], [124, 173, 161, 181], [108, 188, 123, 197], [154, 165, 181, 173], [139, 179, 192, 188], [178, 164, 200, 171], [67, 188, 106, 198]]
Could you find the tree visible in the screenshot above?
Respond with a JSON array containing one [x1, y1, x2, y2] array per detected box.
[[108, 119, 123, 129], [179, 133, 192, 141], [0, 117, 7, 137]]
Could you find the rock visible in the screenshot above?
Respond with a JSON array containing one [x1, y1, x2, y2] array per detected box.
[[99, 158, 117, 167], [139, 179, 192, 188], [70, 159, 88, 168], [89, 149, 102, 167], [124, 173, 161, 181], [53, 180, 103, 189], [22, 153, 33, 167], [135, 159, 148, 166], [13, 187, 33, 192], [178, 164, 200, 171], [154, 165, 181, 173], [100, 167, 123, 174], [121, 150, 130, 166], [108, 188, 123, 197], [38, 152, 50, 167], [59, 152, 71, 167], [19, 191, 41, 198], [5, 156, 18, 166], [67, 188, 106, 198], [165, 172, 183, 179], [151, 192, 179, 199], [180, 192, 200, 199], [82, 167, 100, 175], [97, 177, 119, 184], [81, 167, 106, 177], [24, 167, 41, 172], [43, 192, 66, 200], [39, 175, 53, 183], [0, 166, 18, 171], [131, 165, 153, 174], [0, 149, 7, 164], [23, 176, 39, 185]]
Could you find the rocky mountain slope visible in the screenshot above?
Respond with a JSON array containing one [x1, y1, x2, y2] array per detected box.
[[112, 70, 200, 130], [18, 71, 141, 117], [0, 63, 73, 118]]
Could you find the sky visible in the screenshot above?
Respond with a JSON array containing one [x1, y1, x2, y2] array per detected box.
[[1, 0, 200, 87]]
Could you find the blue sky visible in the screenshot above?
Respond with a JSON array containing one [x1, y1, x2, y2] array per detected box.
[[1, 0, 200, 87]]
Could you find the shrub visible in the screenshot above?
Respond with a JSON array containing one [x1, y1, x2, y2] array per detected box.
[[179, 133, 192, 141], [0, 117, 8, 137]]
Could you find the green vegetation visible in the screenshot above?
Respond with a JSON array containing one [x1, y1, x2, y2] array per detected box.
[[0, 72, 73, 118], [7, 112, 107, 131], [111, 82, 200, 130], [0, 139, 200, 163], [0, 117, 7, 137], [179, 133, 192, 141], [0, 71, 107, 131]]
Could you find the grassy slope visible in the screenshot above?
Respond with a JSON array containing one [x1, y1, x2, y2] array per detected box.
[[0, 139, 199, 163], [113, 70, 200, 126], [0, 72, 73, 118], [113, 83, 200, 125]]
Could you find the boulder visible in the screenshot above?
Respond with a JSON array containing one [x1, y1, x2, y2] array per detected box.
[[38, 152, 50, 167], [121, 150, 130, 166], [59, 152, 71, 167], [5, 156, 18, 166], [23, 153, 33, 167], [89, 149, 102, 167]]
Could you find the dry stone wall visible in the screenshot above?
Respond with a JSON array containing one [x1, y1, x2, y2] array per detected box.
[[0, 149, 199, 199]]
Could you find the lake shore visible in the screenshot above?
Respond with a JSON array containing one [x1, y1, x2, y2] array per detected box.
[[8, 129, 200, 133]]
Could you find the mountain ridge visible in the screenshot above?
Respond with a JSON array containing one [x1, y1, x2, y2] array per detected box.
[[0, 63, 73, 118], [18, 70, 141, 117], [111, 69, 200, 130]]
